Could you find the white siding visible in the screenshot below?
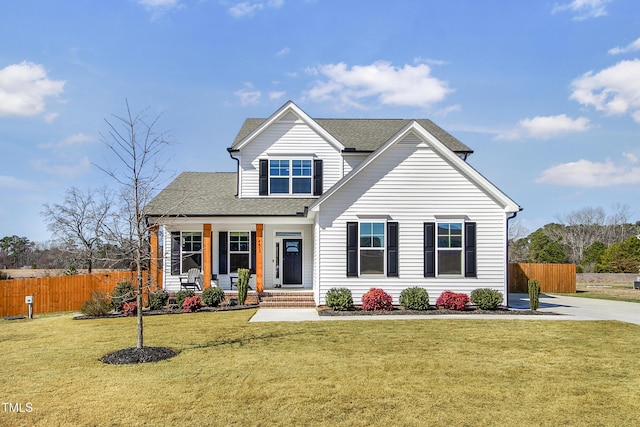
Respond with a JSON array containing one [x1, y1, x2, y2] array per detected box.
[[238, 118, 343, 197], [316, 134, 509, 305]]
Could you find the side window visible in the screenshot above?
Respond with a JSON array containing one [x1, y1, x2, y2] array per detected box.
[[424, 221, 476, 277], [359, 222, 385, 275]]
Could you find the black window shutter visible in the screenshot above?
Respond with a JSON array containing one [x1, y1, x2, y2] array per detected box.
[[313, 159, 323, 196], [465, 222, 477, 278], [171, 232, 181, 275], [250, 231, 256, 274], [259, 159, 268, 196], [346, 222, 358, 277], [219, 231, 228, 275], [424, 223, 435, 277], [387, 222, 399, 277]]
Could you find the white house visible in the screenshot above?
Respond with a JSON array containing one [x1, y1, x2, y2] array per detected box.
[[145, 101, 521, 305]]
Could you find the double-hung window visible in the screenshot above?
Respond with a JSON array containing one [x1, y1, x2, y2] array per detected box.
[[437, 223, 463, 275], [347, 221, 398, 277], [269, 159, 312, 195], [229, 232, 250, 273], [170, 231, 202, 274], [359, 222, 385, 275], [424, 221, 476, 278]]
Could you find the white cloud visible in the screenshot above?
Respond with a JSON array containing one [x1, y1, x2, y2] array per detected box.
[[0, 61, 65, 118], [276, 47, 290, 57], [536, 155, 640, 187], [269, 91, 285, 100], [497, 114, 591, 140], [552, 0, 610, 20], [609, 38, 640, 55], [37, 133, 95, 150], [235, 83, 261, 106], [136, 0, 182, 18], [571, 59, 640, 122], [30, 156, 91, 178], [303, 61, 452, 110], [0, 175, 35, 191], [228, 0, 283, 17]]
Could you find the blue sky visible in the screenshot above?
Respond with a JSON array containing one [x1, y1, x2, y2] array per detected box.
[[2, 0, 640, 242]]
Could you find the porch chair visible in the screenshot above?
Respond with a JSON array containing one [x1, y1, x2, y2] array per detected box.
[[180, 268, 202, 291]]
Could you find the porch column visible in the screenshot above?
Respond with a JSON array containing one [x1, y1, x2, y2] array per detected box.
[[203, 224, 212, 289], [256, 223, 264, 292], [149, 225, 161, 290]]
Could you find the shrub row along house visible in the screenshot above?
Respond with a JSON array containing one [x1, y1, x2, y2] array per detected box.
[[145, 101, 521, 305]]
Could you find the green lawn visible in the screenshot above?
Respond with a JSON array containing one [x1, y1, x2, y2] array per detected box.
[[1, 310, 639, 426]]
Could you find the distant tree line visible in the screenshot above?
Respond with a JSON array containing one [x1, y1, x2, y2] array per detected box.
[[509, 205, 640, 273]]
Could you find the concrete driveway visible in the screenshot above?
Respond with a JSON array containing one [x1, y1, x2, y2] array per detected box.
[[508, 293, 640, 325], [250, 293, 640, 325]]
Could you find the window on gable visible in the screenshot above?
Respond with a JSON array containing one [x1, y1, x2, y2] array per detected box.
[[269, 159, 312, 195], [359, 222, 385, 275], [424, 221, 476, 278], [437, 223, 462, 275]]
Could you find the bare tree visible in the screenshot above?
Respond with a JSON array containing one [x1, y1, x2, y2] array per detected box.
[[97, 100, 171, 350], [42, 187, 113, 273]]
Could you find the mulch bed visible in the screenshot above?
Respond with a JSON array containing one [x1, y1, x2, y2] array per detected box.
[[101, 346, 178, 365], [73, 304, 259, 320], [318, 306, 558, 316]]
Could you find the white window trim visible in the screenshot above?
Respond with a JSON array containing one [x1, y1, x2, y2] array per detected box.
[[268, 157, 314, 196], [436, 221, 464, 277], [181, 231, 203, 274], [358, 220, 386, 276], [228, 231, 251, 273]]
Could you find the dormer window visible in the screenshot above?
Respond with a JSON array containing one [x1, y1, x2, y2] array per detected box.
[[270, 159, 312, 194], [259, 158, 323, 196]]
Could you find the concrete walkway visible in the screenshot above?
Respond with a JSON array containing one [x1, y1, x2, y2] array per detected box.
[[249, 293, 640, 325]]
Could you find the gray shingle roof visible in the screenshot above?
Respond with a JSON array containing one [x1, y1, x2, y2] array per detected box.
[[231, 118, 473, 154], [145, 172, 315, 217]]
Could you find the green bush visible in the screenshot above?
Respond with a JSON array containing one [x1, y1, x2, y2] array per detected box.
[[111, 281, 136, 312], [202, 286, 225, 307], [148, 290, 169, 310], [528, 280, 540, 311], [399, 287, 430, 310], [470, 288, 503, 310], [175, 290, 195, 308], [80, 290, 112, 316], [237, 268, 250, 305], [325, 287, 353, 311]]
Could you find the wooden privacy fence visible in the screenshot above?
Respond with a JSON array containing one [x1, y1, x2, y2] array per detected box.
[[0, 271, 162, 318], [508, 263, 576, 294]]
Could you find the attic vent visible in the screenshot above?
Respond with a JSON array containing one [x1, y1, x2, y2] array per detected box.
[[279, 112, 300, 123], [398, 133, 424, 146]]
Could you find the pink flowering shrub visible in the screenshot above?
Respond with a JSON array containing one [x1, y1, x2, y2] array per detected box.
[[436, 291, 470, 311], [122, 301, 138, 317], [361, 288, 393, 311], [182, 295, 203, 313]]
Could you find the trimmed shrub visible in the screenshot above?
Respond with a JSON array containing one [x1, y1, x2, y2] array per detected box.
[[80, 290, 112, 316], [325, 287, 353, 311], [528, 279, 540, 311], [362, 288, 393, 311], [436, 291, 470, 311], [182, 295, 203, 313], [470, 288, 503, 310], [111, 281, 136, 312], [399, 287, 430, 310], [237, 268, 250, 305], [148, 290, 169, 310], [122, 301, 137, 317], [175, 290, 195, 308], [202, 286, 225, 307]]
